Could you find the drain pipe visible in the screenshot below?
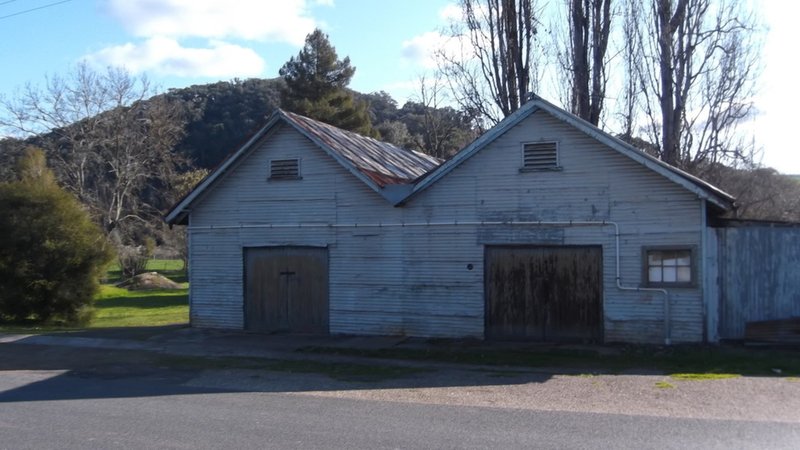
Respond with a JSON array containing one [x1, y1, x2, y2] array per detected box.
[[189, 219, 672, 344], [606, 222, 671, 345]]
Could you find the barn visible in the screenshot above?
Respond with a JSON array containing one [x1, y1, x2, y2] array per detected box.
[[166, 95, 784, 345]]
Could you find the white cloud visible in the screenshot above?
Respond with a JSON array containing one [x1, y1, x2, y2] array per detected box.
[[401, 30, 473, 70], [438, 3, 462, 22], [401, 32, 448, 69], [84, 37, 266, 78], [105, 0, 318, 45], [314, 0, 335, 5]]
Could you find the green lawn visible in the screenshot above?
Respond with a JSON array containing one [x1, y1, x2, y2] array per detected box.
[[0, 259, 188, 332], [96, 258, 188, 327], [91, 284, 188, 328]]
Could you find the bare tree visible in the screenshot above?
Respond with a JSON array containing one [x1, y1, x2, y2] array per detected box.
[[563, 0, 612, 125], [408, 73, 477, 159], [617, 0, 642, 139], [0, 63, 186, 235], [630, 0, 760, 169], [438, 0, 541, 125]]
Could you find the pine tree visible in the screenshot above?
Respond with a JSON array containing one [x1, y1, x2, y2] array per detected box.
[[0, 148, 113, 324], [279, 29, 376, 136]]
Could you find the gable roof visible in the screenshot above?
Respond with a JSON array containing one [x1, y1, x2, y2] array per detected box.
[[406, 95, 735, 210], [281, 111, 440, 186], [167, 96, 736, 226], [166, 109, 440, 225]]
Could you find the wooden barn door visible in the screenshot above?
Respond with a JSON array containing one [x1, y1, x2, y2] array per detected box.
[[244, 247, 329, 334], [485, 246, 602, 342]]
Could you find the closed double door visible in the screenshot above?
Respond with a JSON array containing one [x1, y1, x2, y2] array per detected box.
[[244, 246, 329, 334], [485, 246, 603, 341]]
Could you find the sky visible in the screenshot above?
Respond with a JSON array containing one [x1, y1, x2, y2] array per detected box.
[[0, 0, 797, 173]]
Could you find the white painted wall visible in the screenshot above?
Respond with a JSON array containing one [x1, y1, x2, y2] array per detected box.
[[187, 112, 707, 343]]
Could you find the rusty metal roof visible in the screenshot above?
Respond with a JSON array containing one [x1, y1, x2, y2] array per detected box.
[[280, 110, 441, 187]]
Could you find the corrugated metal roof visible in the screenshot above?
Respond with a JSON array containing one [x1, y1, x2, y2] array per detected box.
[[281, 110, 441, 187]]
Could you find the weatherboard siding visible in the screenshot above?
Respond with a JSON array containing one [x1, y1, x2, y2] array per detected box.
[[401, 111, 705, 343], [187, 111, 707, 343]]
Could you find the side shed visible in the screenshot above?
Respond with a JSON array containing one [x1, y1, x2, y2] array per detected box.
[[711, 219, 800, 341]]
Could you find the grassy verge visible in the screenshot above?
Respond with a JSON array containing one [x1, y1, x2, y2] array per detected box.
[[158, 355, 425, 382], [297, 344, 800, 377]]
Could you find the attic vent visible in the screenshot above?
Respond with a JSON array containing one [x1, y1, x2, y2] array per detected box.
[[269, 158, 300, 180], [522, 142, 559, 171]]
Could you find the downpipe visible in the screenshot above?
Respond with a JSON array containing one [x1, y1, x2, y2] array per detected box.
[[189, 219, 672, 345]]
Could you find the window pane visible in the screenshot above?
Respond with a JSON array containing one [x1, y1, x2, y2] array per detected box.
[[649, 267, 662, 282], [663, 267, 677, 282], [677, 252, 691, 266], [663, 254, 677, 266], [648, 252, 662, 265], [677, 267, 691, 282]]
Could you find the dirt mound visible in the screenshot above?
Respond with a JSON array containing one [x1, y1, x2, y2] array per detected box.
[[118, 272, 183, 290]]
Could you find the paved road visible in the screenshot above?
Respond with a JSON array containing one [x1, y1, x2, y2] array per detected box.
[[1, 367, 798, 450]]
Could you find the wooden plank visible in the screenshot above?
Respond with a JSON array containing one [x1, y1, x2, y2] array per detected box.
[[485, 246, 602, 342], [286, 247, 329, 334], [244, 246, 329, 334], [244, 247, 286, 332]]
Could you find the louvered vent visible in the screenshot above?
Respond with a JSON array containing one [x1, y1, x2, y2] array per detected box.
[[522, 142, 558, 170], [269, 158, 300, 180]]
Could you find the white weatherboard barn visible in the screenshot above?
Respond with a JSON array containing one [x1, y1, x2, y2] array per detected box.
[[167, 96, 741, 345]]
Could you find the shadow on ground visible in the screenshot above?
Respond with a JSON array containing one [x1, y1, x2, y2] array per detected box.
[[1, 325, 798, 404]]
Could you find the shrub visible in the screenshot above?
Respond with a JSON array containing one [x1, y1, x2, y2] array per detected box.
[[117, 237, 155, 280], [0, 149, 114, 324]]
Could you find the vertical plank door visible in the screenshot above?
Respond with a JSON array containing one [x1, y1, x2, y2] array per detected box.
[[244, 246, 329, 334], [485, 246, 602, 342]]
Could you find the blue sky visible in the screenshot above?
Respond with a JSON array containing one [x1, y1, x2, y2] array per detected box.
[[0, 0, 797, 173]]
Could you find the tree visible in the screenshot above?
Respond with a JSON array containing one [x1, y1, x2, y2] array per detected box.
[[161, 168, 211, 271], [279, 29, 375, 135], [617, 0, 642, 139], [702, 164, 800, 222], [168, 78, 284, 169], [398, 74, 478, 159], [559, 0, 612, 125], [0, 63, 187, 236], [0, 148, 113, 324], [438, 0, 541, 125], [629, 0, 760, 169]]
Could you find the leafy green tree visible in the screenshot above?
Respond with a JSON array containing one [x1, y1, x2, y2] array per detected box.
[[168, 78, 284, 168], [279, 29, 375, 136], [0, 148, 113, 324]]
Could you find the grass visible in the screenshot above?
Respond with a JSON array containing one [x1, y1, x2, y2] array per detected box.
[[90, 284, 188, 328], [93, 259, 188, 327], [0, 259, 188, 333], [670, 373, 740, 381], [158, 354, 425, 382], [297, 344, 800, 378], [655, 381, 675, 389], [105, 258, 186, 284]]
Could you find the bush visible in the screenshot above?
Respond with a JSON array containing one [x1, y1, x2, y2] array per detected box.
[[117, 237, 155, 280], [0, 149, 114, 324]]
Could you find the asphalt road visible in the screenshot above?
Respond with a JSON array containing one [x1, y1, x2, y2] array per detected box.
[[1, 367, 798, 450]]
